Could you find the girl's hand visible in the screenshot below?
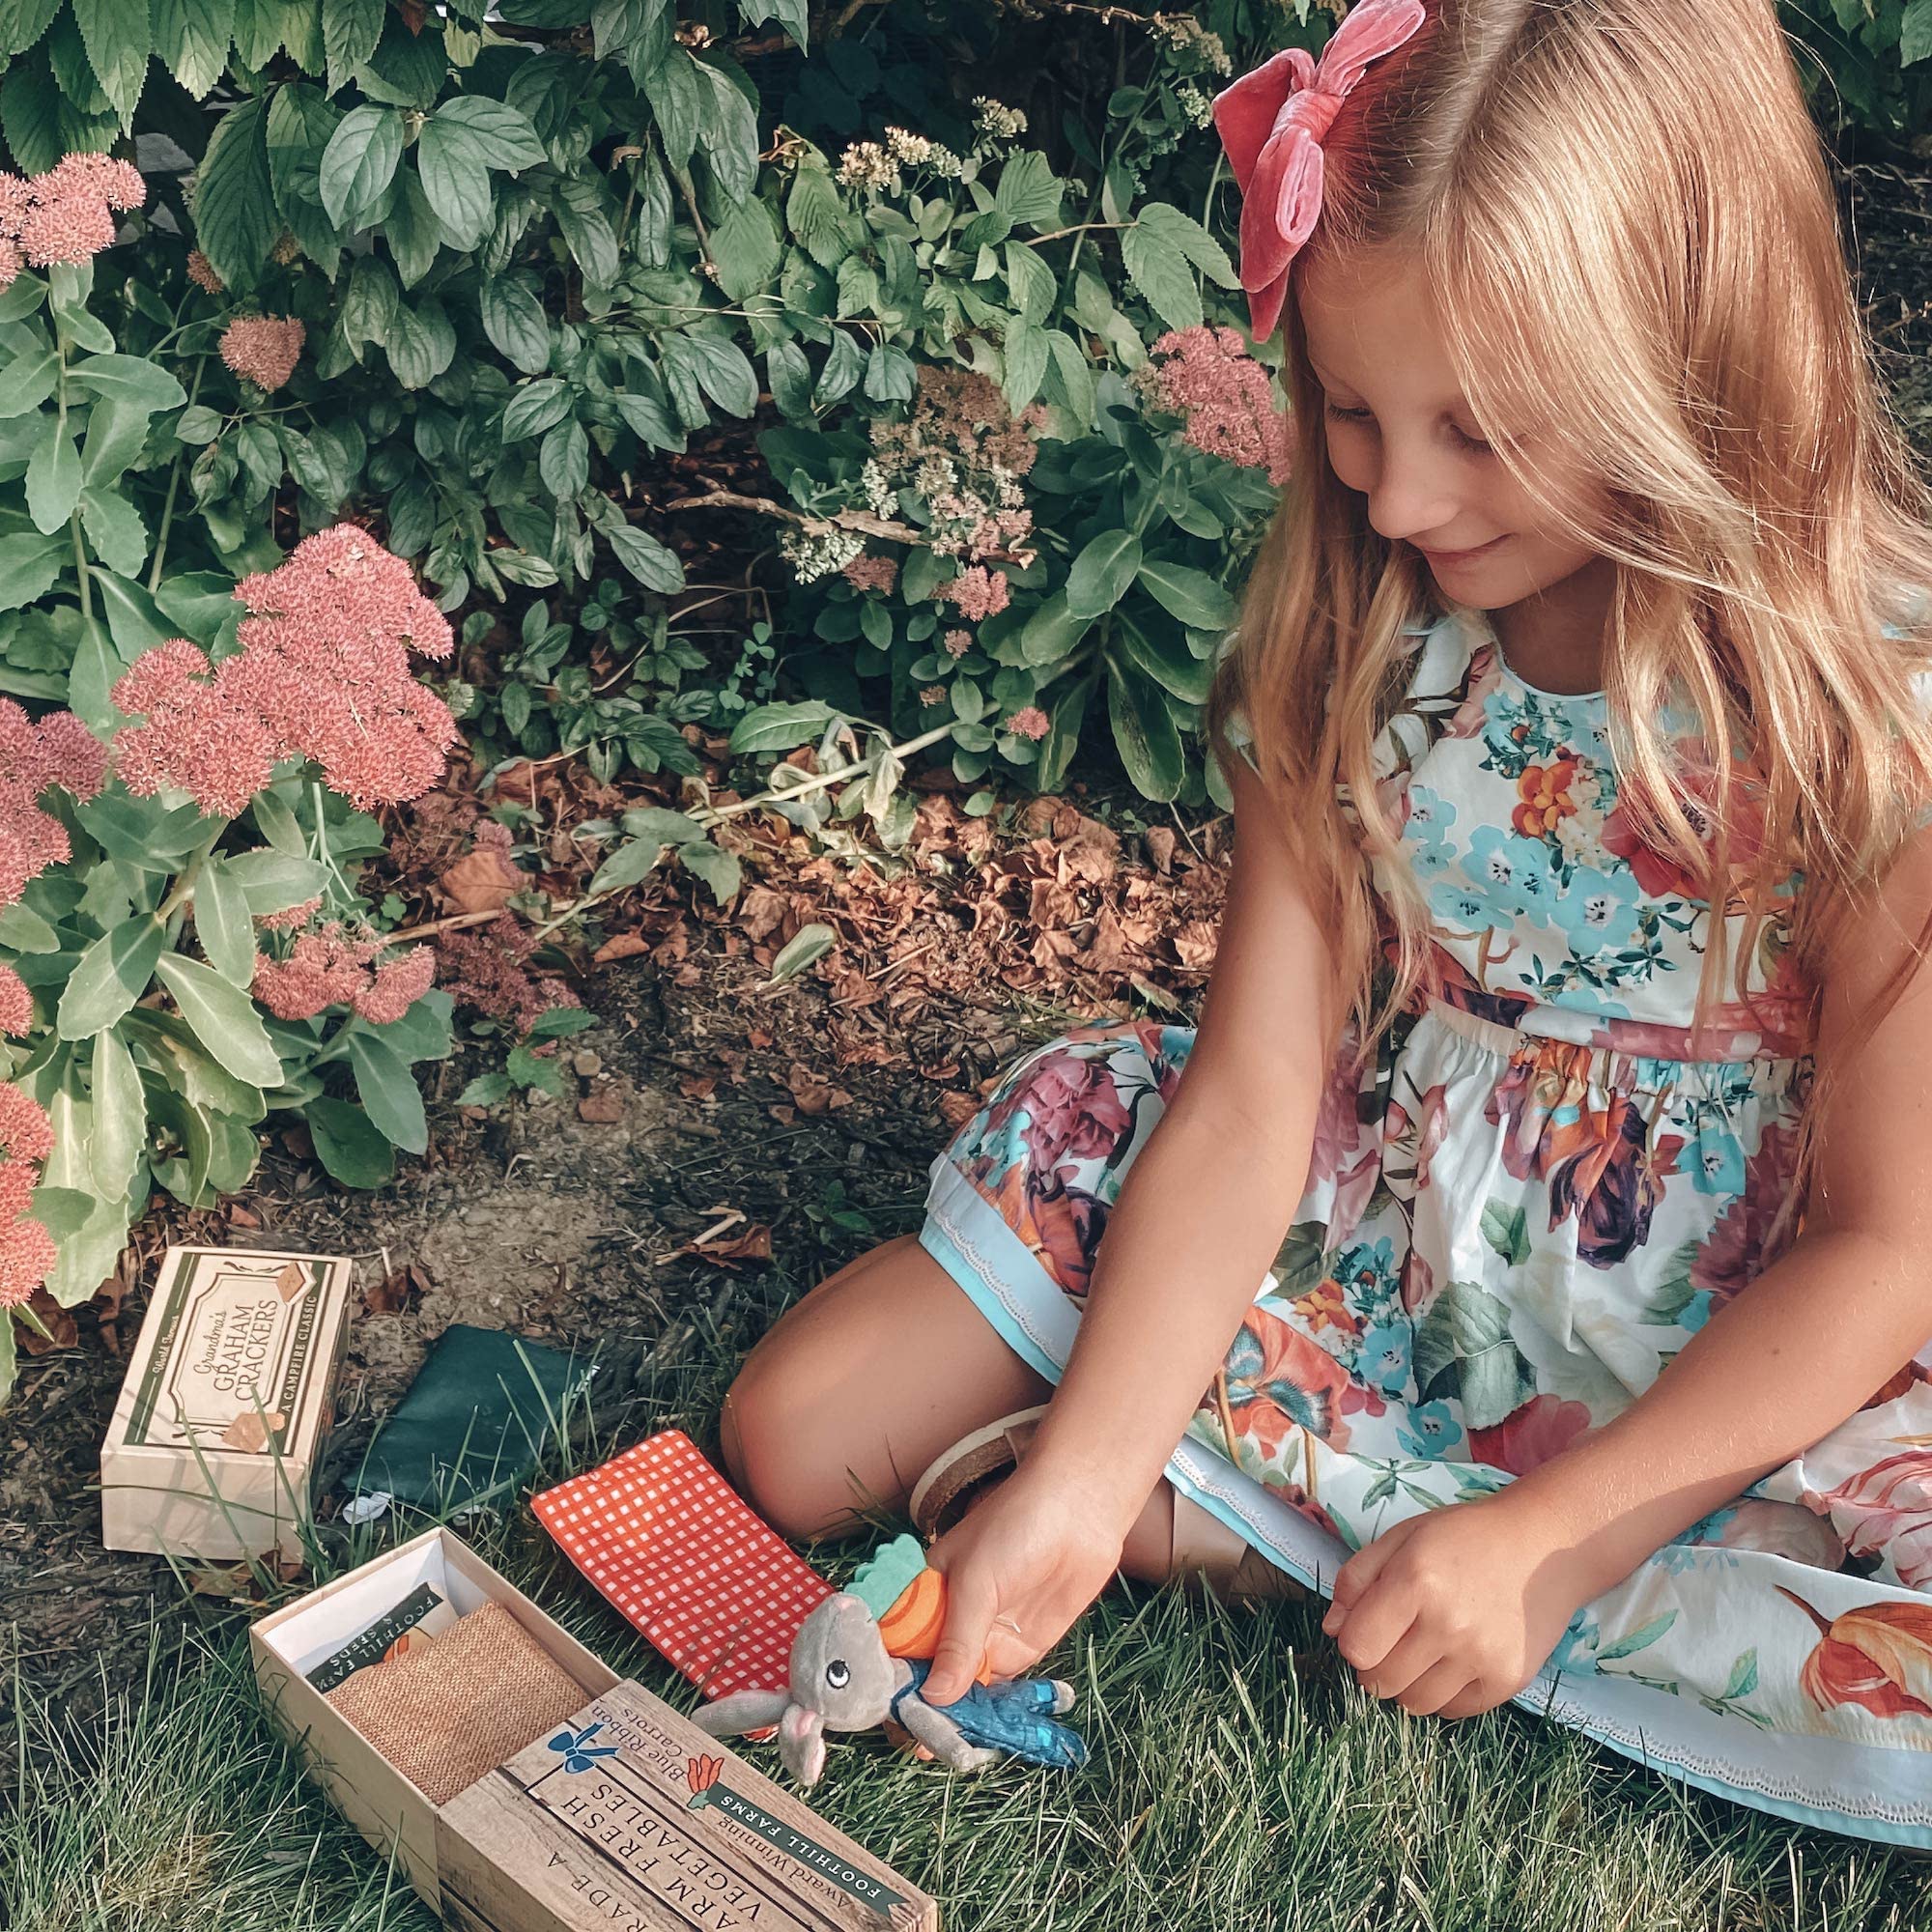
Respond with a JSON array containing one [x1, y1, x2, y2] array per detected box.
[[1322, 1492, 1590, 1719], [919, 1463, 1130, 1706]]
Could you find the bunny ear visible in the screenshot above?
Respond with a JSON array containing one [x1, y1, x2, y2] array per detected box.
[[691, 1689, 793, 1739], [778, 1705, 827, 1787]]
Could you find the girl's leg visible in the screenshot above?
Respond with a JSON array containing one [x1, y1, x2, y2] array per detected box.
[[718, 1233, 1055, 1542], [719, 1233, 1296, 1599]]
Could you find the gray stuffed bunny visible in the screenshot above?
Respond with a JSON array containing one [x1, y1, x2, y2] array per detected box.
[[692, 1590, 1086, 1788]]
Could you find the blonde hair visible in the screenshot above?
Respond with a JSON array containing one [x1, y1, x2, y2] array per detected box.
[[1208, 0, 1932, 1091]]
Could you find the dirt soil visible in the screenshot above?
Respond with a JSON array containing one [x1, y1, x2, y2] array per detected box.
[[3, 154, 1929, 1750]]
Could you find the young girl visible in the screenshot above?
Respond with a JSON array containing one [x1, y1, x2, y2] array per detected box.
[[722, 0, 1932, 1842]]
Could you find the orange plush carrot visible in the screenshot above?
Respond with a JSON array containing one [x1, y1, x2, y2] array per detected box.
[[855, 1535, 996, 1685]]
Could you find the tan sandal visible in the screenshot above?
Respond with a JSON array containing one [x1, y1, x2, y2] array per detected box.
[[908, 1406, 1049, 1541], [909, 1408, 1305, 1605]]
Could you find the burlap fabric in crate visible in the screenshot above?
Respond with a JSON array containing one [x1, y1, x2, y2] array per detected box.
[[325, 1598, 587, 1805]]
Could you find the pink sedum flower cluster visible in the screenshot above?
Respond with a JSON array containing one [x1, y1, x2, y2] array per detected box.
[[185, 247, 224, 294], [111, 639, 276, 818], [943, 565, 1010, 622], [259, 895, 322, 932], [0, 151, 144, 287], [841, 554, 897, 595], [0, 962, 29, 1036], [252, 923, 436, 1025], [219, 314, 305, 391], [113, 525, 457, 816], [1002, 706, 1050, 741], [0, 699, 108, 908], [0, 1082, 55, 1309], [1137, 327, 1291, 486]]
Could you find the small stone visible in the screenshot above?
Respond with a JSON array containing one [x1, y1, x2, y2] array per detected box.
[[571, 1049, 603, 1078]]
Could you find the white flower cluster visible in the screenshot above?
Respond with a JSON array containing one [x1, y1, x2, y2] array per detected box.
[[1176, 82, 1214, 128], [858, 459, 897, 517], [838, 129, 965, 196], [972, 98, 1028, 142], [914, 452, 959, 498], [780, 525, 867, 583], [838, 141, 901, 192], [1150, 15, 1232, 74], [987, 460, 1025, 510]]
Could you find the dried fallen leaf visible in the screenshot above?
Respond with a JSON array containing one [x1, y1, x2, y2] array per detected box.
[[577, 1090, 626, 1123], [1143, 826, 1178, 874], [938, 1091, 981, 1128], [188, 1561, 260, 1601], [675, 1224, 774, 1269], [15, 1288, 77, 1355], [593, 933, 652, 963], [677, 1072, 716, 1100], [785, 1063, 852, 1115], [737, 885, 789, 942], [1173, 920, 1219, 970], [438, 844, 521, 915], [365, 1264, 429, 1315]]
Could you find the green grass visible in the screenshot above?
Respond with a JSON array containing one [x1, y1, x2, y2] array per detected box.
[[7, 1272, 1932, 1932]]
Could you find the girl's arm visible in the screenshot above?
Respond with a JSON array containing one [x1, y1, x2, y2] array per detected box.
[[920, 753, 1337, 1701], [1326, 828, 1932, 1719]]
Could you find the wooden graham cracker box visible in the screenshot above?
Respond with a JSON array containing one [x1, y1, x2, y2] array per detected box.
[[101, 1244, 355, 1564], [251, 1527, 940, 1931]]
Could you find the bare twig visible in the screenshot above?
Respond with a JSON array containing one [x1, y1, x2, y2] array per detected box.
[[387, 909, 504, 945]]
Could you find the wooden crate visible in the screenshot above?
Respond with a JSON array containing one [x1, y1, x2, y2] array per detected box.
[[252, 1530, 939, 1930]]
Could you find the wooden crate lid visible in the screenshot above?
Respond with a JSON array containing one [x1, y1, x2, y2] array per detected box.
[[437, 1679, 938, 1932]]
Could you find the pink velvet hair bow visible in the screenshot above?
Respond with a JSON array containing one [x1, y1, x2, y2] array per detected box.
[[1212, 0, 1428, 341]]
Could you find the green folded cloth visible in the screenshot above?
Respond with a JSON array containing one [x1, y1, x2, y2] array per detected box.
[[349, 1324, 591, 1513]]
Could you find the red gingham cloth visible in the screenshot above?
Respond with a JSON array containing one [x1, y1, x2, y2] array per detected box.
[[533, 1430, 832, 1699]]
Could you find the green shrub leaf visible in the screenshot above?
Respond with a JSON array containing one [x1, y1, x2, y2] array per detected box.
[[1065, 529, 1143, 619], [72, 0, 151, 127], [197, 97, 280, 290], [416, 110, 496, 249], [25, 429, 80, 535], [320, 102, 404, 230], [58, 916, 164, 1040], [480, 277, 551, 375], [348, 1031, 428, 1154], [154, 952, 284, 1088], [1105, 658, 1183, 802], [1136, 556, 1235, 631], [308, 1096, 397, 1187], [154, 0, 234, 97], [193, 856, 257, 987]]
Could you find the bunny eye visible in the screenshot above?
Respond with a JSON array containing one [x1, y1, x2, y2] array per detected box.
[[825, 1659, 850, 1690]]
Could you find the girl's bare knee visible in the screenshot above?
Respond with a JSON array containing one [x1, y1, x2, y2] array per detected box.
[[718, 1361, 854, 1543]]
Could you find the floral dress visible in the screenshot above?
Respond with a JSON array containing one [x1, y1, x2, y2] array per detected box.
[[918, 603, 1932, 1844]]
